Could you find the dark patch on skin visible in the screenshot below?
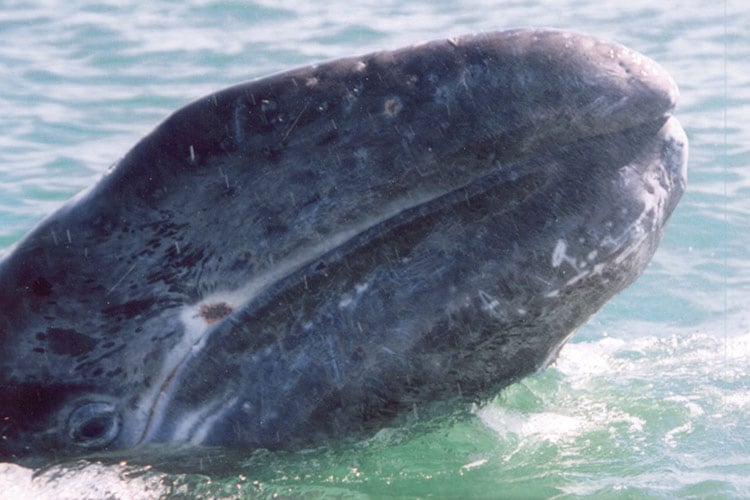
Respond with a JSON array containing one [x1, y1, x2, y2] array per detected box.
[[29, 277, 53, 297], [45, 328, 98, 357], [176, 248, 205, 268], [264, 221, 288, 237], [0, 384, 74, 433], [262, 144, 283, 162], [315, 128, 339, 146], [200, 302, 233, 324], [73, 344, 126, 375], [103, 299, 155, 319], [302, 192, 321, 208], [229, 251, 255, 273]]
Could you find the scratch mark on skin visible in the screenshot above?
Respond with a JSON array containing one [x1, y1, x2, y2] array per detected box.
[[189, 145, 196, 164], [108, 263, 136, 295], [327, 335, 340, 384], [219, 167, 229, 188], [281, 101, 310, 143], [66, 229, 72, 244]]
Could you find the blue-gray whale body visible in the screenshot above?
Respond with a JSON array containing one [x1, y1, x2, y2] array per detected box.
[[0, 29, 687, 465]]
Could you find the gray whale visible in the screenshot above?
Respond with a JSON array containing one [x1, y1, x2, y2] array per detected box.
[[0, 29, 687, 464]]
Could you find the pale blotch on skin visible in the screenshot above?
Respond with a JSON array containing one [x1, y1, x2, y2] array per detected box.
[[383, 96, 403, 118]]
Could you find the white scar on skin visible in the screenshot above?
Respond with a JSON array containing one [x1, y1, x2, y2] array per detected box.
[[171, 394, 239, 445], [551, 239, 576, 269]]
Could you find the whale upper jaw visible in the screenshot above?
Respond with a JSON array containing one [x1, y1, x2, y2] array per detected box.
[[0, 29, 686, 464]]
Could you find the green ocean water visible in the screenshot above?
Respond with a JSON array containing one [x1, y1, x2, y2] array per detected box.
[[0, 0, 747, 498]]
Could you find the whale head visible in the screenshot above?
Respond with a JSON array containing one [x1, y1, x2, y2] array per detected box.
[[0, 29, 686, 466]]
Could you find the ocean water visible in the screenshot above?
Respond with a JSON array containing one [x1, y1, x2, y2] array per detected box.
[[0, 0, 748, 498]]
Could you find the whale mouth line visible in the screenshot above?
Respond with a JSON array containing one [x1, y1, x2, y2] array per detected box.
[[136, 181, 488, 445], [136, 144, 529, 444]]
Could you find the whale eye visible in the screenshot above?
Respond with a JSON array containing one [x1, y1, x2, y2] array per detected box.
[[67, 402, 121, 449]]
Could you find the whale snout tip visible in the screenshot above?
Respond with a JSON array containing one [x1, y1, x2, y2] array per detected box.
[[522, 29, 681, 123], [622, 46, 681, 116], [662, 116, 689, 195], [648, 62, 681, 116]]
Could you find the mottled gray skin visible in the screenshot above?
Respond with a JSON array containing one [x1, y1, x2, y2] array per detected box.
[[0, 29, 687, 465]]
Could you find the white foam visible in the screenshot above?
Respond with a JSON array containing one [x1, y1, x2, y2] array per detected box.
[[555, 337, 626, 379], [477, 406, 584, 445]]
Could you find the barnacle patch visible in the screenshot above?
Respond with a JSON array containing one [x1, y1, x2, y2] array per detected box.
[[199, 302, 233, 324], [384, 96, 403, 117]]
